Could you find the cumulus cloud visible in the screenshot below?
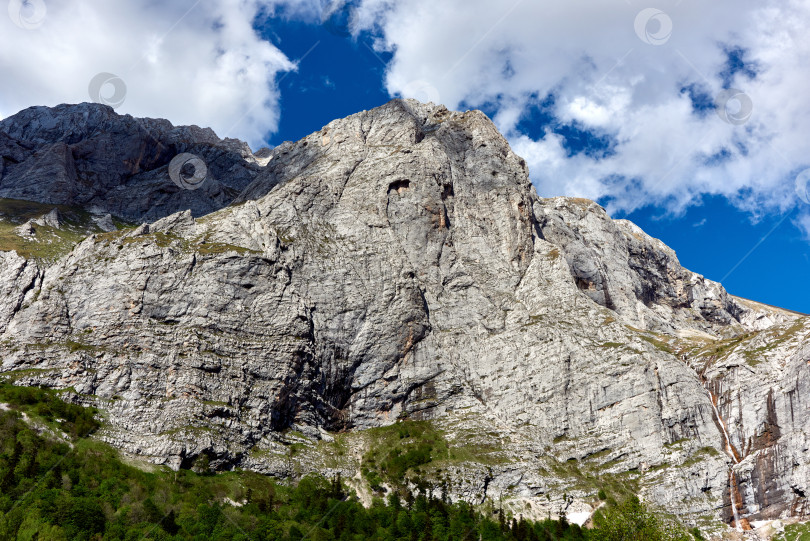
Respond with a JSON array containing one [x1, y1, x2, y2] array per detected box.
[[0, 0, 295, 148], [354, 0, 810, 217]]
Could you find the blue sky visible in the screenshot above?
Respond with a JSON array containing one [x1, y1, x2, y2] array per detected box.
[[259, 14, 392, 146], [1, 0, 809, 312]]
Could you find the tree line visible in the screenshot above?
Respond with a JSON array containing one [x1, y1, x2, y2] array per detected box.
[[0, 383, 700, 540]]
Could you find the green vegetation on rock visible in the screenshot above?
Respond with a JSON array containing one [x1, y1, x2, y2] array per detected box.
[[774, 522, 810, 541], [591, 497, 694, 541], [0, 382, 98, 438], [0, 198, 129, 262], [0, 385, 702, 540], [362, 421, 448, 491]]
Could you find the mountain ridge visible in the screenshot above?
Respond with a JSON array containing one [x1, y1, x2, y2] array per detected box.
[[0, 102, 263, 222], [0, 99, 807, 537]]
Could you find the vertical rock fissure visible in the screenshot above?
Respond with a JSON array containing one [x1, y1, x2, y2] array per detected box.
[[729, 470, 743, 530], [10, 263, 40, 317], [706, 387, 740, 464], [704, 383, 753, 531]]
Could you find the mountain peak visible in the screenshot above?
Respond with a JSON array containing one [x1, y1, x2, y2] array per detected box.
[[0, 102, 259, 221], [0, 101, 807, 531]]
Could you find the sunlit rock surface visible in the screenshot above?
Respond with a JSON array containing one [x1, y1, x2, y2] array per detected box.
[[0, 99, 807, 534]]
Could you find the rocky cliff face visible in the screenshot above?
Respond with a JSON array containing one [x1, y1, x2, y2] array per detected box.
[[0, 103, 263, 222], [0, 99, 807, 535]]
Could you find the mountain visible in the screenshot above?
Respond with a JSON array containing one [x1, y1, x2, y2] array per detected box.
[[0, 103, 263, 222], [0, 100, 807, 537]]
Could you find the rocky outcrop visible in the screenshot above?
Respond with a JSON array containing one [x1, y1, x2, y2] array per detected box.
[[686, 320, 810, 526], [0, 99, 807, 535], [0, 103, 265, 222], [534, 198, 787, 334]]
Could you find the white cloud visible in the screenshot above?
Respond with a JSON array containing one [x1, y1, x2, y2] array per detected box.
[[0, 0, 295, 148], [797, 212, 810, 241], [4, 0, 810, 220], [354, 0, 810, 217], [564, 88, 631, 128]]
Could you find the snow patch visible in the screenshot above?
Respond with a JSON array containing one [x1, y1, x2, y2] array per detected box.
[[566, 511, 591, 527]]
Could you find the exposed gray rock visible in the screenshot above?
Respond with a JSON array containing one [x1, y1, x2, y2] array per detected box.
[[93, 213, 117, 232], [0, 103, 266, 222], [534, 198, 783, 335], [0, 99, 806, 535], [12, 208, 63, 236], [0, 251, 42, 334], [37, 208, 63, 229], [13, 219, 36, 237], [686, 320, 810, 527]]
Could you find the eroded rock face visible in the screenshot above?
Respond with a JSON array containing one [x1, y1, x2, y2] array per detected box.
[[691, 324, 810, 525], [534, 198, 758, 334], [0, 99, 807, 531], [0, 103, 263, 221]]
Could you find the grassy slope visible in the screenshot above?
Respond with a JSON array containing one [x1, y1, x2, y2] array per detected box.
[[0, 198, 133, 262]]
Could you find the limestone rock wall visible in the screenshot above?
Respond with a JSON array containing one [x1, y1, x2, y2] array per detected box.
[[0, 99, 807, 531]]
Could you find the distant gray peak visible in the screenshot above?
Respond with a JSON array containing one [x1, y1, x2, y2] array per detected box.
[[0, 102, 260, 222]]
